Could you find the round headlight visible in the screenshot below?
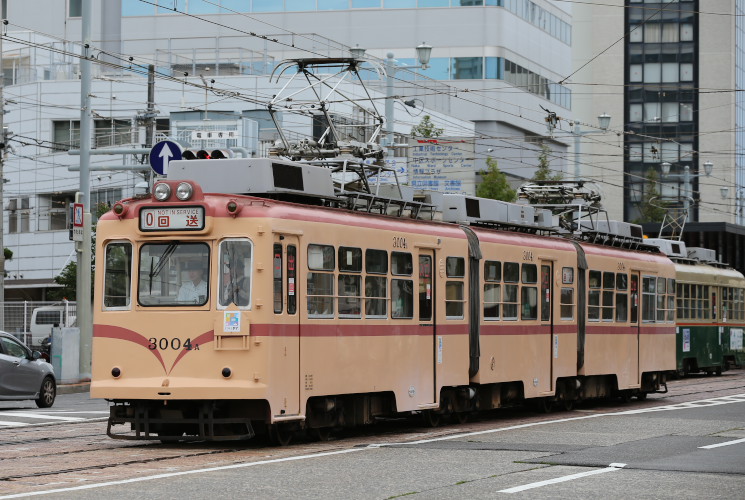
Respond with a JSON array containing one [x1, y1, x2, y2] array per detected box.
[[153, 183, 171, 201], [176, 182, 194, 201]]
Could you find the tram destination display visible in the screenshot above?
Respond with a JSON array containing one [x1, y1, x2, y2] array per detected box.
[[139, 206, 205, 231]]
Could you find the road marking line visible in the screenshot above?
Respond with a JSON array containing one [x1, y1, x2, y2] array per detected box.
[[498, 463, 626, 494], [0, 448, 364, 499], [0, 421, 26, 427], [3, 412, 85, 421], [1, 393, 743, 499], [698, 437, 745, 449]]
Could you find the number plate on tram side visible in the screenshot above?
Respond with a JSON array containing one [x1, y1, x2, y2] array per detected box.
[[140, 206, 205, 231]]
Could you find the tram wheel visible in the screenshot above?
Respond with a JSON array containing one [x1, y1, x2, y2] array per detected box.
[[562, 399, 575, 412], [454, 412, 469, 425], [619, 390, 632, 403], [536, 397, 553, 414], [422, 410, 441, 428], [270, 424, 293, 446], [312, 427, 332, 442], [636, 392, 648, 401], [715, 367, 723, 376]]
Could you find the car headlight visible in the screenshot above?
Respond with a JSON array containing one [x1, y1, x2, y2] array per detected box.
[[153, 183, 171, 201], [176, 182, 194, 201]]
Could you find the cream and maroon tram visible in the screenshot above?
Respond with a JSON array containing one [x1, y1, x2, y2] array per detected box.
[[91, 158, 675, 442]]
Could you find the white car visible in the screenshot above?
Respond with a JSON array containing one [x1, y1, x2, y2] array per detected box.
[[0, 331, 56, 407]]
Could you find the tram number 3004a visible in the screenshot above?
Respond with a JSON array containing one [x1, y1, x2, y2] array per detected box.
[[148, 338, 201, 351]]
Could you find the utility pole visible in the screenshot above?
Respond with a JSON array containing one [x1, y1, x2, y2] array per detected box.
[[77, 0, 93, 379], [0, 17, 5, 330], [144, 64, 155, 192]]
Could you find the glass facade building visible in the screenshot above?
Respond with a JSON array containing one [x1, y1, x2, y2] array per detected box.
[[624, 0, 698, 222]]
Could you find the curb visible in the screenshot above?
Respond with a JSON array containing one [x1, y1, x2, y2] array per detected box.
[[58, 383, 90, 395]]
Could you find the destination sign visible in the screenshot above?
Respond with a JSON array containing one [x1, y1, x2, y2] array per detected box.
[[140, 206, 205, 231]]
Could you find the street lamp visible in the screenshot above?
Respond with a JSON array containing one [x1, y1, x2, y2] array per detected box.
[[572, 113, 611, 180], [660, 160, 713, 222], [350, 43, 433, 153]]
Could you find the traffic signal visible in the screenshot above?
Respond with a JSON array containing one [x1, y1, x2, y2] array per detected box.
[[181, 149, 234, 159]]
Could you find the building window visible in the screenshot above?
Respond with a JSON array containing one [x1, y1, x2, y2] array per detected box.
[[53, 120, 80, 151], [68, 0, 82, 17], [38, 193, 74, 231], [8, 197, 30, 234]]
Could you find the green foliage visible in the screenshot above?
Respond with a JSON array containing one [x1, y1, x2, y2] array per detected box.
[[410, 115, 443, 138], [531, 144, 564, 182], [47, 261, 79, 301], [632, 168, 669, 224], [476, 157, 517, 202]]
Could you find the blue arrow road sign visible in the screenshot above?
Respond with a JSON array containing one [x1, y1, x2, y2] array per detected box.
[[149, 140, 183, 175]]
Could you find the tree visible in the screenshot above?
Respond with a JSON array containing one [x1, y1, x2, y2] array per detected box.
[[410, 115, 443, 138], [632, 168, 668, 224], [47, 202, 111, 301], [476, 157, 517, 202], [531, 144, 564, 182]]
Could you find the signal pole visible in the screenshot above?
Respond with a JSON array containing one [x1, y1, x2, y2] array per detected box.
[[77, 0, 93, 378]]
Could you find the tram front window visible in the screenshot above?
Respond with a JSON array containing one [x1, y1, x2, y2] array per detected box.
[[219, 239, 253, 308], [138, 242, 210, 306]]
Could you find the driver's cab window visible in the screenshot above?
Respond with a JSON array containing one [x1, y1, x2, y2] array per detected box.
[[0, 336, 28, 358], [219, 239, 253, 308], [138, 242, 210, 306]]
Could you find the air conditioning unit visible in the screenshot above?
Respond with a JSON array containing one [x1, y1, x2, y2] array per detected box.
[[687, 247, 717, 263], [646, 238, 687, 258]]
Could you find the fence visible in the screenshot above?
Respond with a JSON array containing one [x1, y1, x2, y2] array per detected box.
[[2, 301, 77, 345]]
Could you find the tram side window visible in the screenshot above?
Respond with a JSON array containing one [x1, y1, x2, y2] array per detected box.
[[656, 277, 667, 322], [138, 242, 210, 307], [667, 278, 676, 322], [521, 263, 538, 320], [560, 267, 574, 320], [616, 273, 628, 322], [484, 261, 501, 320], [103, 241, 132, 309], [273, 244, 283, 314], [642, 276, 656, 322], [735, 288, 745, 321], [676, 283, 687, 320], [307, 244, 335, 318], [541, 265, 551, 321], [630, 275, 639, 323], [446, 257, 465, 319], [287, 245, 297, 315], [503, 262, 519, 320], [698, 285, 711, 320], [338, 247, 362, 318], [602, 272, 615, 321], [391, 252, 413, 319], [219, 239, 253, 308], [446, 257, 465, 278], [365, 249, 388, 318], [588, 270, 601, 321], [366, 249, 388, 274], [560, 288, 574, 320]]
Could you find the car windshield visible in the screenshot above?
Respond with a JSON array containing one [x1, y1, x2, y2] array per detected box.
[[138, 242, 210, 306]]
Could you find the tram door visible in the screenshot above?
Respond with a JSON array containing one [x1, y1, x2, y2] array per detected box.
[[630, 272, 641, 384], [274, 235, 300, 416], [540, 262, 554, 391], [418, 252, 436, 404]]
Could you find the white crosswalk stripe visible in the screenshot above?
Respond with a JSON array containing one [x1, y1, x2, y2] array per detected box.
[[0, 411, 107, 427]]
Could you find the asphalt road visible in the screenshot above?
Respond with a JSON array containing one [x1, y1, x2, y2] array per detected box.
[[1, 374, 744, 499]]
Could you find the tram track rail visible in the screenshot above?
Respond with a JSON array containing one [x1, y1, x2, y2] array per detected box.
[[1, 371, 743, 492]]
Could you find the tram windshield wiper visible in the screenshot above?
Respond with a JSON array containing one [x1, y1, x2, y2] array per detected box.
[[150, 242, 178, 279]]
